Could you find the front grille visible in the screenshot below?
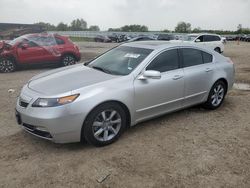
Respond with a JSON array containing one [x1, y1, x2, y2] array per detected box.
[[20, 100, 29, 108], [22, 123, 52, 139]]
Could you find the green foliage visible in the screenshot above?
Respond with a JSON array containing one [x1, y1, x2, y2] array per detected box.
[[70, 18, 87, 31], [88, 25, 100, 31], [175, 21, 192, 33], [162, 29, 170, 33], [120, 25, 148, 32], [35, 20, 250, 35], [35, 22, 56, 31], [108, 28, 121, 32], [56, 22, 68, 31], [108, 25, 148, 32]]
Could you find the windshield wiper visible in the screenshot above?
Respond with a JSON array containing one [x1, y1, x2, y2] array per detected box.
[[91, 66, 112, 74]]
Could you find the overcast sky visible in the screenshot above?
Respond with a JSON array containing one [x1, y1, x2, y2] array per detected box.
[[0, 0, 250, 31]]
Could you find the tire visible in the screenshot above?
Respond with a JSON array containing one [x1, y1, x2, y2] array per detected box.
[[203, 81, 226, 110], [0, 57, 16, 73], [214, 47, 221, 53], [61, 54, 76, 66], [82, 102, 127, 147]]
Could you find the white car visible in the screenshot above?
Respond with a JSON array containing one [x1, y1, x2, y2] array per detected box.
[[181, 33, 225, 53]]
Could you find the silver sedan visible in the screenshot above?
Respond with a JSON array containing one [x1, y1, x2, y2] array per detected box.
[[15, 41, 235, 146]]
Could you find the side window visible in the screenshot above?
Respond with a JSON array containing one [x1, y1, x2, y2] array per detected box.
[[214, 36, 221, 41], [204, 35, 219, 42], [28, 41, 38, 47], [182, 48, 203, 67], [202, 51, 213, 63], [196, 35, 204, 42], [146, 49, 179, 72], [204, 35, 211, 42], [55, 37, 65, 45]]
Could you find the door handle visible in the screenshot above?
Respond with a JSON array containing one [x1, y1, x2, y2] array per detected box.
[[205, 68, 213, 72], [172, 75, 183, 80]]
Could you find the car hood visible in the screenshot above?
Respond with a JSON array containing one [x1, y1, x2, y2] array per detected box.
[[28, 64, 118, 95]]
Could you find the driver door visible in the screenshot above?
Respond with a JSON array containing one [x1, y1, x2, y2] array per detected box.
[[17, 39, 47, 64], [134, 49, 184, 123]]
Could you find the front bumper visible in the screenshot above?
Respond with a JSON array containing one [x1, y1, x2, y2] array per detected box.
[[15, 86, 85, 143]]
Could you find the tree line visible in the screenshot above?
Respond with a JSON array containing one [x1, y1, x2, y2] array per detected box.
[[36, 19, 250, 34], [36, 18, 100, 31]]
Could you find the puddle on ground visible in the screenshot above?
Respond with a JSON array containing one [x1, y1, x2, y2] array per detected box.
[[233, 83, 250, 91]]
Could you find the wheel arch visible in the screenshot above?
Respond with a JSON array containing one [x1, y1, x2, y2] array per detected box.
[[214, 47, 221, 53], [61, 51, 77, 60], [210, 78, 228, 95]]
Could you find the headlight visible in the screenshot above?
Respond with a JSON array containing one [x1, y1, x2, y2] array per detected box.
[[32, 94, 79, 107]]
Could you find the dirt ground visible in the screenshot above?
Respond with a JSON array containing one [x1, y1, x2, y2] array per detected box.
[[0, 41, 250, 188]]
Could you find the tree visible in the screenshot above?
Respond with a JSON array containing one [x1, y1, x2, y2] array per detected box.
[[88, 25, 100, 31], [175, 21, 191, 33], [35, 22, 56, 31], [120, 25, 148, 32], [70, 18, 87, 31], [192, 27, 201, 33], [56, 22, 68, 31], [236, 24, 242, 34], [162, 29, 170, 33], [108, 28, 121, 32]]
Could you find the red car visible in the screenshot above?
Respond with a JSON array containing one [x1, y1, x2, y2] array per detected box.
[[0, 33, 81, 73]]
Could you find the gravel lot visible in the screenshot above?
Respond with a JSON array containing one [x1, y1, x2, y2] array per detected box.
[[0, 41, 250, 188]]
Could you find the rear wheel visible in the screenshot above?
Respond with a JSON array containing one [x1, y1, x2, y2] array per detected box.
[[0, 58, 16, 73], [203, 81, 226, 110], [83, 102, 127, 147], [214, 47, 221, 53], [61, 54, 76, 66]]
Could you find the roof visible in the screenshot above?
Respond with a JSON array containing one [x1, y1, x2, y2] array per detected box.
[[122, 40, 207, 50]]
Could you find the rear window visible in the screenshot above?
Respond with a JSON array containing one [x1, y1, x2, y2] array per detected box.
[[202, 51, 213, 63]]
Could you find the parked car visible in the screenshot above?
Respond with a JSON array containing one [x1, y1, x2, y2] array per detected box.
[[225, 35, 236, 41], [94, 35, 112, 43], [0, 33, 81, 73], [127, 36, 155, 42], [157, 34, 175, 41], [245, 35, 250, 42], [182, 33, 225, 53], [16, 41, 234, 146], [107, 33, 128, 43]]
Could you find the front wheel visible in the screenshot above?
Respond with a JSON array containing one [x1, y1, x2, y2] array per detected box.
[[203, 81, 226, 110], [0, 58, 16, 73], [61, 55, 76, 66], [83, 103, 127, 147]]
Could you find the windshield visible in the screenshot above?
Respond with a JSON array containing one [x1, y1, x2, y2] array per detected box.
[[9, 36, 25, 45], [88, 46, 153, 75], [182, 35, 198, 41]]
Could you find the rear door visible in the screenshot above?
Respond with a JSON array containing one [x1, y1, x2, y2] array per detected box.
[[134, 49, 184, 122], [180, 48, 215, 107], [37, 36, 61, 62]]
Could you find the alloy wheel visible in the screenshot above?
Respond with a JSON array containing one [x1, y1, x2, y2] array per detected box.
[[62, 56, 75, 66], [92, 109, 122, 142], [0, 59, 15, 73], [211, 84, 225, 107]]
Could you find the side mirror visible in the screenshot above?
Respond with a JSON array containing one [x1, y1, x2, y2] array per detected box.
[[138, 70, 161, 80], [21, 43, 29, 49], [195, 39, 201, 42]]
